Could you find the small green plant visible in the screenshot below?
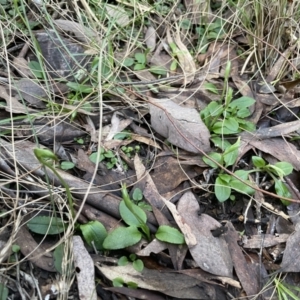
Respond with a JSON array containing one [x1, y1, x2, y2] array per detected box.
[[200, 61, 255, 134], [118, 254, 144, 272], [80, 184, 185, 250], [34, 148, 75, 217], [89, 148, 127, 170], [274, 276, 300, 300], [132, 187, 152, 211], [203, 139, 293, 204]]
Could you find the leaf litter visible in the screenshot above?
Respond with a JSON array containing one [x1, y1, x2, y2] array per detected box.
[[1, 1, 300, 299]]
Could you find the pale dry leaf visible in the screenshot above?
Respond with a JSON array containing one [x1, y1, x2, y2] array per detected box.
[[13, 57, 33, 78], [133, 154, 197, 247], [177, 191, 233, 277], [149, 98, 211, 153], [106, 114, 132, 141], [106, 4, 130, 27], [54, 19, 99, 44], [73, 236, 97, 300], [166, 30, 196, 85], [136, 239, 168, 256], [279, 224, 300, 272], [0, 85, 38, 113], [97, 264, 223, 299], [145, 26, 156, 52], [184, 0, 213, 24]]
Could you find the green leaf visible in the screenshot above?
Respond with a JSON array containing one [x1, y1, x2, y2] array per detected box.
[[89, 152, 105, 163], [133, 259, 144, 272], [203, 82, 219, 94], [234, 169, 251, 180], [119, 200, 147, 227], [53, 243, 64, 274], [274, 162, 293, 176], [103, 226, 142, 250], [112, 277, 124, 287], [149, 67, 168, 75], [203, 152, 223, 168], [215, 177, 231, 202], [274, 179, 292, 206], [229, 97, 255, 109], [229, 179, 255, 196], [218, 174, 232, 183], [118, 256, 128, 266], [122, 57, 135, 67], [252, 156, 266, 168], [60, 161, 75, 170], [237, 107, 251, 118], [34, 148, 58, 162], [223, 137, 240, 167], [104, 150, 115, 158], [12, 244, 20, 253], [207, 101, 223, 116], [80, 221, 107, 251], [266, 164, 286, 179], [212, 121, 239, 134], [210, 137, 231, 151], [114, 131, 131, 140], [224, 117, 239, 131], [0, 283, 8, 300], [134, 53, 146, 64], [132, 188, 143, 201], [133, 63, 146, 71], [27, 216, 65, 235], [127, 282, 138, 289], [66, 82, 93, 93], [28, 61, 43, 78], [155, 225, 185, 244], [170, 60, 177, 72]]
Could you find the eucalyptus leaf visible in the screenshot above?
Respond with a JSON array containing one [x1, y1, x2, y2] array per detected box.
[[80, 221, 107, 250], [103, 226, 142, 250], [155, 225, 185, 244], [27, 216, 65, 235]]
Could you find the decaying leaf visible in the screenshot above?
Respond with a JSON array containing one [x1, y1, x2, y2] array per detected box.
[[73, 236, 97, 300], [145, 26, 156, 52], [105, 4, 130, 27], [54, 19, 99, 44], [177, 191, 233, 277], [149, 98, 211, 153], [97, 264, 227, 299], [167, 30, 196, 85], [279, 224, 300, 272]]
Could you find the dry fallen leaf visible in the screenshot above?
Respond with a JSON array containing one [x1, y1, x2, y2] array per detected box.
[[97, 264, 227, 299], [149, 98, 211, 153], [279, 224, 300, 272], [177, 191, 233, 278], [73, 236, 97, 300]]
